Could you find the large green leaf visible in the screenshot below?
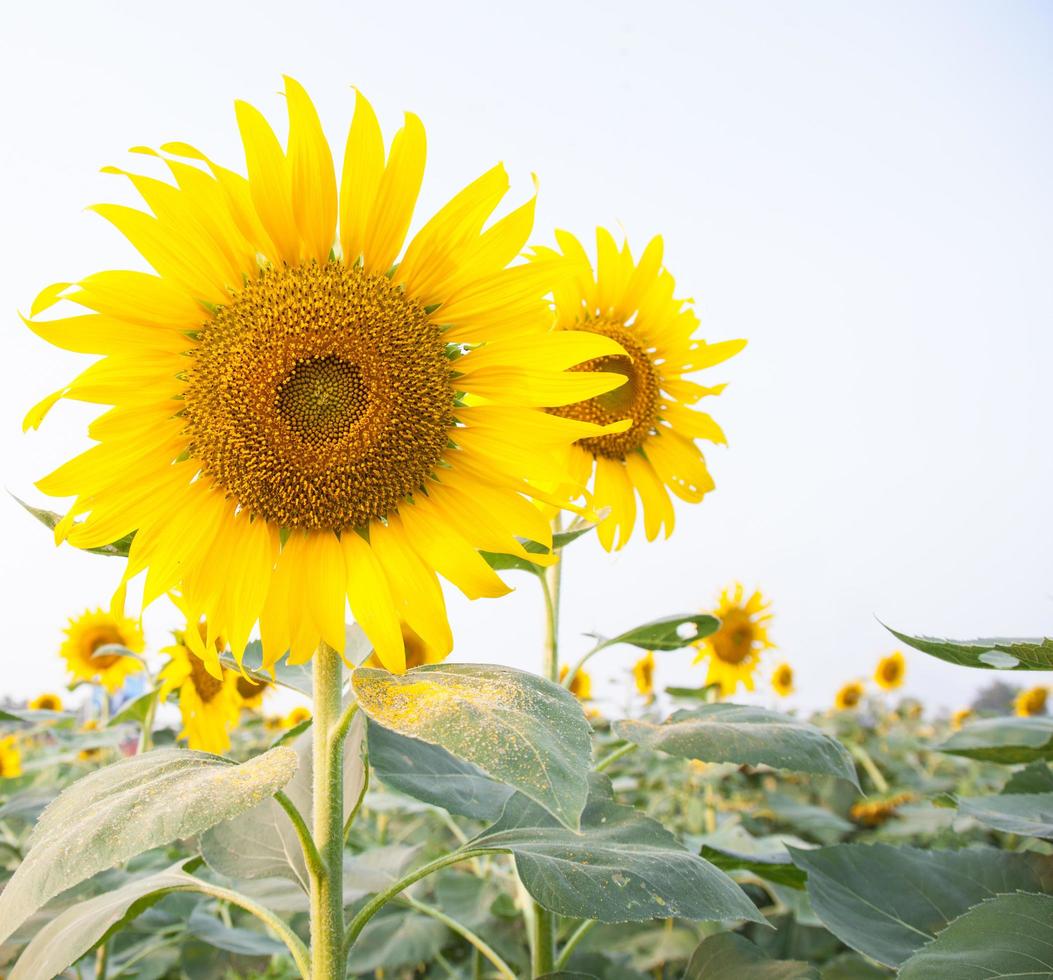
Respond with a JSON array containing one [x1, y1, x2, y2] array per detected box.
[[0, 747, 297, 946], [898, 892, 1053, 979], [592, 614, 720, 652], [614, 705, 859, 788], [201, 712, 365, 888], [470, 775, 763, 924], [884, 624, 1053, 671], [684, 933, 817, 979], [353, 663, 592, 829], [367, 719, 513, 821], [1002, 761, 1053, 794], [344, 911, 449, 973], [958, 791, 1053, 838], [937, 716, 1053, 763], [187, 905, 287, 955], [790, 843, 1053, 967], [8, 865, 198, 980]]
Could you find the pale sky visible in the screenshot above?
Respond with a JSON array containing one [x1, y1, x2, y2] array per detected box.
[[1, 1, 1051, 712]]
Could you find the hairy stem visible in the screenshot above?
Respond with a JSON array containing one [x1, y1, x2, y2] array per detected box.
[[401, 894, 517, 979]]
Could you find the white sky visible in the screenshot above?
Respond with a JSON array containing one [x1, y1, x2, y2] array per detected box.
[[1, 1, 1051, 712]]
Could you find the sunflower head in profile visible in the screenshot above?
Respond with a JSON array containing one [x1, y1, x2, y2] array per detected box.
[[235, 674, 271, 711], [59, 608, 144, 694], [693, 584, 773, 697], [534, 228, 745, 550], [158, 627, 241, 754], [0, 736, 22, 779], [771, 663, 794, 698], [1015, 686, 1048, 718], [559, 664, 593, 701], [24, 78, 628, 677], [28, 693, 64, 712], [950, 707, 974, 730], [283, 706, 313, 729], [632, 651, 656, 699], [874, 651, 906, 691], [365, 624, 445, 672], [834, 681, 865, 711]]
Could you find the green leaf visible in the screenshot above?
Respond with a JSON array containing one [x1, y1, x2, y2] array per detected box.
[[898, 892, 1053, 980], [1002, 762, 1053, 795], [352, 663, 592, 829], [613, 705, 859, 788], [883, 624, 1053, 671], [684, 933, 818, 979], [108, 688, 159, 728], [937, 716, 1053, 763], [470, 775, 764, 924], [789, 843, 1053, 967], [480, 549, 546, 576], [700, 845, 808, 890], [12, 495, 135, 557], [592, 614, 720, 652], [345, 911, 449, 972], [0, 746, 298, 946], [366, 719, 513, 821], [958, 791, 1053, 838], [187, 905, 287, 955], [8, 865, 199, 980]]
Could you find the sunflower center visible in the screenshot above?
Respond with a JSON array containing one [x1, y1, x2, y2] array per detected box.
[[881, 661, 901, 683], [88, 629, 125, 669], [548, 319, 660, 460], [188, 652, 224, 704], [712, 609, 755, 665], [183, 262, 455, 531], [236, 676, 266, 700]]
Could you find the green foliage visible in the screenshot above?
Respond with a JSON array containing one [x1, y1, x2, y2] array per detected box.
[[958, 791, 1053, 838], [938, 715, 1053, 762], [684, 933, 818, 979], [885, 624, 1053, 671], [591, 613, 720, 652]]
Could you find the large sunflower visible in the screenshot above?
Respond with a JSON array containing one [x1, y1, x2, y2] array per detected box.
[[24, 78, 626, 675], [59, 608, 145, 693], [158, 632, 242, 754], [534, 228, 745, 550], [693, 583, 773, 696]]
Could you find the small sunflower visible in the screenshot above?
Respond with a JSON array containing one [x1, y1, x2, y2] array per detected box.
[[693, 584, 773, 697], [771, 663, 794, 698], [235, 675, 270, 711], [534, 228, 745, 550], [59, 608, 144, 693], [28, 693, 64, 712], [284, 706, 313, 729], [77, 718, 104, 763], [158, 632, 241, 754], [874, 651, 906, 691], [559, 664, 593, 701], [25, 78, 627, 677], [835, 681, 865, 711], [950, 708, 974, 730], [1015, 686, 1048, 718], [632, 652, 656, 699], [0, 736, 22, 779], [365, 624, 445, 671], [849, 792, 914, 828]]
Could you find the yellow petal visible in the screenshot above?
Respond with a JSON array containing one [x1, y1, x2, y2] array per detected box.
[[341, 530, 404, 672], [285, 76, 337, 263], [339, 89, 385, 266], [363, 112, 426, 273]]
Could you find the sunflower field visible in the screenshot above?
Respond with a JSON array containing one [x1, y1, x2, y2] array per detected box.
[[3, 75, 1052, 980]]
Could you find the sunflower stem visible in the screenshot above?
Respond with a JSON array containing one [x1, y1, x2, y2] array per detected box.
[[310, 642, 344, 979]]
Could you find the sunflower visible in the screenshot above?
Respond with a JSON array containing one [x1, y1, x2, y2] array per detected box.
[[283, 706, 313, 729], [849, 792, 914, 828], [632, 651, 655, 699], [559, 664, 593, 701], [771, 663, 794, 698], [693, 584, 773, 696], [365, 624, 445, 671], [263, 715, 285, 733], [1015, 686, 1047, 718], [950, 708, 974, 730], [24, 78, 627, 676], [59, 608, 144, 693], [835, 681, 865, 711], [235, 674, 270, 711], [0, 736, 22, 779], [534, 228, 745, 550], [874, 651, 906, 691], [28, 693, 64, 712], [158, 633, 241, 754], [77, 719, 104, 763]]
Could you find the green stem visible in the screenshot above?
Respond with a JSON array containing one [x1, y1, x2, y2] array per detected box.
[[851, 743, 889, 794], [595, 741, 637, 773], [343, 848, 494, 959], [559, 642, 603, 692], [400, 895, 517, 979], [274, 790, 325, 882], [532, 903, 556, 976], [555, 919, 597, 969], [310, 642, 345, 979], [343, 755, 369, 843], [94, 940, 109, 979], [137, 691, 158, 754]]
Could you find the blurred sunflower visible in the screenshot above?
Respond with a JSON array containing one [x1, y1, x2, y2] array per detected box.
[[24, 78, 627, 676], [632, 651, 656, 699], [559, 664, 593, 701], [693, 584, 773, 696], [77, 718, 104, 763], [158, 630, 241, 754], [28, 693, 64, 712], [0, 736, 22, 779], [535, 228, 745, 550], [365, 625, 444, 671], [59, 608, 144, 694], [835, 681, 865, 710], [771, 663, 794, 698], [874, 651, 906, 691], [1015, 686, 1048, 718], [284, 706, 313, 729], [263, 715, 285, 733], [849, 792, 914, 828], [950, 708, 974, 730], [235, 675, 270, 711]]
